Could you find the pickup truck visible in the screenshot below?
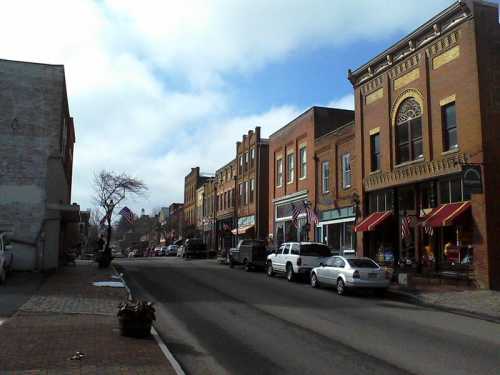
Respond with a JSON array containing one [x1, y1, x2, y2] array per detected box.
[[0, 232, 13, 284], [229, 240, 268, 271]]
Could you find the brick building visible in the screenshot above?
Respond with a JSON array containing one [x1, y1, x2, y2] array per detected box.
[[349, 0, 500, 289], [200, 178, 216, 251], [183, 167, 211, 237], [268, 107, 354, 248], [0, 59, 78, 271], [315, 121, 358, 254], [234, 127, 269, 241], [215, 159, 236, 255]]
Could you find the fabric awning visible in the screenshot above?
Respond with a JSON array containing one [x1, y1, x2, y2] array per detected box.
[[354, 211, 392, 232], [424, 201, 471, 227], [231, 224, 255, 235]]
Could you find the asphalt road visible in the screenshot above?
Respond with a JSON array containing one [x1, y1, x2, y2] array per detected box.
[[116, 257, 500, 375]]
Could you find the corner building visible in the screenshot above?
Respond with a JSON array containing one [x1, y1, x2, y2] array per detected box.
[[349, 0, 500, 289]]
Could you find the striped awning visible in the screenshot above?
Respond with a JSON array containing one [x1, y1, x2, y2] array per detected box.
[[354, 211, 392, 232], [424, 201, 471, 227], [231, 224, 255, 235]]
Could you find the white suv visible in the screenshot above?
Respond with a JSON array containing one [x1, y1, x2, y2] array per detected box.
[[266, 242, 331, 282]]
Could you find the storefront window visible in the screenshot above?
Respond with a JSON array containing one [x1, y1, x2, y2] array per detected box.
[[368, 189, 394, 213], [439, 176, 463, 204], [321, 221, 354, 254], [399, 186, 415, 211], [420, 181, 437, 209]]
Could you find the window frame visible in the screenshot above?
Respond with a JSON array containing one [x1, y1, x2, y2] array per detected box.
[[396, 98, 424, 165], [276, 158, 283, 187], [287, 152, 295, 184], [299, 146, 307, 179], [342, 153, 351, 189], [442, 102, 458, 151], [370, 133, 381, 172], [321, 160, 330, 194]]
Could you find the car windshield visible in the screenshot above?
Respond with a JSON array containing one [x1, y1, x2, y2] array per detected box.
[[347, 258, 379, 269], [299, 244, 331, 257]]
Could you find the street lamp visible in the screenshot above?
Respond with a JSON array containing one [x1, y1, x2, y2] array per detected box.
[[303, 198, 311, 242]]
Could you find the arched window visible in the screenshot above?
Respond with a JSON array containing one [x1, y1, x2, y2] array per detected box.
[[396, 98, 423, 164]]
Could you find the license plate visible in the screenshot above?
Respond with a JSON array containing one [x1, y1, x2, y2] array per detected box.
[[368, 273, 378, 279]]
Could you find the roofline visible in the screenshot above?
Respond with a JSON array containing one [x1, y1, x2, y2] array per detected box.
[[268, 106, 354, 140], [348, 1, 475, 84], [0, 57, 65, 68]]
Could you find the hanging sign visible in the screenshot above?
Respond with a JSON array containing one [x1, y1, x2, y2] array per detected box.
[[463, 165, 482, 194]]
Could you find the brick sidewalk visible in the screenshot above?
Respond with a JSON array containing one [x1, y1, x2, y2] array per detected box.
[[0, 261, 176, 375]]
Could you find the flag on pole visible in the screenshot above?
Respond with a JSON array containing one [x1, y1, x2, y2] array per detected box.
[[291, 203, 301, 228], [401, 214, 412, 239], [424, 221, 434, 237], [119, 206, 135, 224], [304, 203, 319, 226]]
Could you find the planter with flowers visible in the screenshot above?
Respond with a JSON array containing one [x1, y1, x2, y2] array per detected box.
[[117, 300, 156, 338]]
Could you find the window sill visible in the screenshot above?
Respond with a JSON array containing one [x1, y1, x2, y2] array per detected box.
[[343, 185, 352, 190], [299, 176, 307, 181], [287, 181, 294, 185], [322, 190, 330, 195], [276, 185, 283, 188], [441, 147, 459, 156], [394, 158, 424, 169], [369, 169, 382, 175]]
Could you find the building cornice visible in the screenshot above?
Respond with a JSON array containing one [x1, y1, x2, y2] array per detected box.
[[348, 1, 479, 87]]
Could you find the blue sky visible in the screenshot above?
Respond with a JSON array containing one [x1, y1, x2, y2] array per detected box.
[[1, 0, 497, 215]]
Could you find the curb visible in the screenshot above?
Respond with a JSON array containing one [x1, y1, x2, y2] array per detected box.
[[386, 288, 500, 324], [111, 263, 186, 375]]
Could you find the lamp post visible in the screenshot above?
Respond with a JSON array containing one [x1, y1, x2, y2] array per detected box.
[[352, 192, 360, 255], [303, 198, 311, 242]]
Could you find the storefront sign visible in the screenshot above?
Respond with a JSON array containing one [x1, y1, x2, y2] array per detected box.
[[319, 206, 355, 222], [463, 165, 482, 194]]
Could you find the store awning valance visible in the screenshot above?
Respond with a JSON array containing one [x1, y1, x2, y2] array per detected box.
[[354, 211, 392, 232], [231, 224, 255, 235], [424, 201, 471, 227]]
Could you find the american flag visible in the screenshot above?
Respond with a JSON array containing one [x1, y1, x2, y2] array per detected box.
[[424, 221, 434, 237], [291, 203, 302, 228], [304, 203, 319, 226], [119, 206, 135, 224], [401, 214, 412, 239]]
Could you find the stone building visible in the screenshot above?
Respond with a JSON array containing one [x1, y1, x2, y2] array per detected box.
[[268, 107, 354, 248], [348, 0, 500, 289], [234, 127, 269, 241], [314, 121, 358, 255], [215, 159, 236, 256], [0, 59, 78, 271]]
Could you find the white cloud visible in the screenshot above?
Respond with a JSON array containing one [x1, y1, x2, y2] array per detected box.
[[327, 94, 355, 111], [0, 0, 453, 212]]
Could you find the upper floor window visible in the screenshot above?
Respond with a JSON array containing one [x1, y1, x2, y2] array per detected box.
[[371, 133, 380, 171], [287, 153, 295, 183], [244, 152, 249, 171], [442, 103, 458, 151], [322, 160, 329, 193], [299, 146, 307, 179], [250, 148, 255, 167], [250, 178, 255, 203], [342, 153, 351, 189], [276, 158, 283, 187], [396, 98, 423, 164], [239, 155, 243, 173]]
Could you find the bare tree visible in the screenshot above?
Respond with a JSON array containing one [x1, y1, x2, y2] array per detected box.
[[93, 170, 148, 267]]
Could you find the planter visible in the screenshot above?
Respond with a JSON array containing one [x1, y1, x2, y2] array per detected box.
[[118, 316, 152, 338], [117, 300, 156, 338]]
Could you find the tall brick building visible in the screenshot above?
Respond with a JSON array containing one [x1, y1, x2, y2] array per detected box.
[[215, 159, 236, 255], [268, 107, 354, 248], [234, 127, 269, 241], [183, 167, 212, 237], [0, 59, 78, 271], [349, 0, 500, 289]]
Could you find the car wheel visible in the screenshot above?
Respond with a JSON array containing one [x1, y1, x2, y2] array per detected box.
[[336, 278, 346, 296], [244, 259, 251, 272], [266, 261, 274, 277], [0, 268, 6, 285], [311, 272, 320, 288], [229, 258, 234, 268], [286, 263, 295, 282]]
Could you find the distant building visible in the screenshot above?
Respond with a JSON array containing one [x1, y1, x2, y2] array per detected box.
[[215, 159, 236, 254], [183, 167, 212, 237], [0, 59, 78, 271]]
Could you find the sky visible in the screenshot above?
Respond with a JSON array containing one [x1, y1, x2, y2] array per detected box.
[[2, 0, 496, 215]]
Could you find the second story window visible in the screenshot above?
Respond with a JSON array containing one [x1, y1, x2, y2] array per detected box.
[[342, 153, 351, 189], [250, 148, 255, 167], [276, 158, 283, 187], [442, 102, 458, 151], [371, 133, 380, 171], [299, 146, 307, 179], [239, 155, 243, 173], [396, 98, 423, 164], [244, 152, 249, 171], [322, 160, 329, 193], [250, 178, 255, 203], [287, 153, 295, 183]]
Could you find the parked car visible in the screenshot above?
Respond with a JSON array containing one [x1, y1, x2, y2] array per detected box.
[[166, 245, 178, 256], [0, 232, 13, 284], [176, 245, 185, 257], [266, 242, 331, 282], [310, 256, 390, 296], [229, 240, 268, 271], [183, 238, 208, 259]]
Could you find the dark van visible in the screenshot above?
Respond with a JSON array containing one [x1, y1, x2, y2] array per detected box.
[[183, 238, 208, 259]]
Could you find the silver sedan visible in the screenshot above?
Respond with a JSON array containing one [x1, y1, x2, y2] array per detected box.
[[310, 256, 390, 296]]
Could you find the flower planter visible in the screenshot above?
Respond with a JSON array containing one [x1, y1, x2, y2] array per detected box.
[[117, 300, 156, 338]]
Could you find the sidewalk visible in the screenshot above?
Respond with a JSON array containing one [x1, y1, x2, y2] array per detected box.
[[388, 284, 500, 322], [0, 260, 176, 375]]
